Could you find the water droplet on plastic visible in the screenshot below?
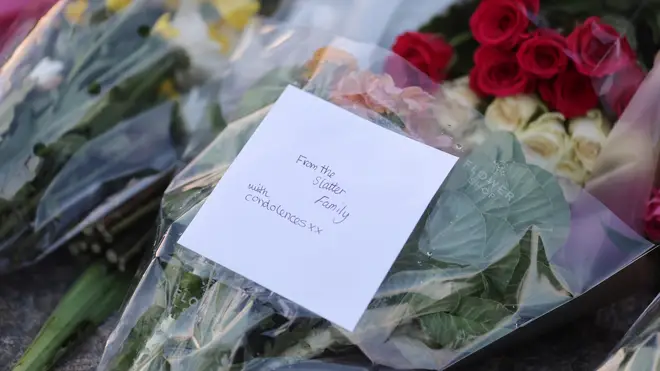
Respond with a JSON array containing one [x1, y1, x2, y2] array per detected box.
[[455, 143, 463, 150]]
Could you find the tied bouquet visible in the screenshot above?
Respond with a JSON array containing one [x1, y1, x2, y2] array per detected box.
[[0, 0, 262, 273], [97, 21, 657, 371]]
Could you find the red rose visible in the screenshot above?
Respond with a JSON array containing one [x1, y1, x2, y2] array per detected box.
[[645, 189, 660, 242], [517, 30, 568, 78], [471, 45, 535, 97], [391, 32, 453, 83], [567, 17, 636, 77], [599, 65, 646, 117], [470, 0, 531, 50], [539, 67, 598, 118]]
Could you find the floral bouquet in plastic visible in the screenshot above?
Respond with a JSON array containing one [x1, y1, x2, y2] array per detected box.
[[0, 0, 263, 273], [95, 20, 660, 371]]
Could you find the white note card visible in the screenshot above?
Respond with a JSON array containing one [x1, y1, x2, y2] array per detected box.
[[178, 85, 458, 331]]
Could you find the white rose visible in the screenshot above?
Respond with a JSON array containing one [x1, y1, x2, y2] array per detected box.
[[516, 112, 569, 170], [485, 94, 544, 133], [444, 76, 481, 108], [568, 109, 611, 173], [434, 76, 482, 138], [555, 146, 588, 186]]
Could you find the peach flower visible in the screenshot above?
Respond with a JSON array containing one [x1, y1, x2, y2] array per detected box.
[[304, 47, 359, 79]]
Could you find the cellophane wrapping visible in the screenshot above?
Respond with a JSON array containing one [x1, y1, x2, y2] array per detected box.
[[597, 291, 660, 370], [0, 0, 264, 272], [97, 17, 660, 371]]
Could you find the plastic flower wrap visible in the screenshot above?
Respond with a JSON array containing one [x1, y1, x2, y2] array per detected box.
[[0, 0, 263, 273], [388, 0, 660, 278], [97, 22, 658, 371]]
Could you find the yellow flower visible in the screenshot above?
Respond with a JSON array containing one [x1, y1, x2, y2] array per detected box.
[[164, 0, 179, 9], [568, 109, 611, 173], [158, 79, 179, 99], [207, 20, 231, 53], [106, 0, 132, 12], [210, 0, 260, 29], [485, 95, 544, 133], [64, 0, 88, 24], [304, 46, 358, 79], [152, 13, 179, 39]]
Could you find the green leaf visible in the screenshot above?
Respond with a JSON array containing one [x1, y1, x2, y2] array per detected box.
[[481, 243, 522, 300], [419, 297, 513, 349], [420, 132, 571, 268], [515, 230, 573, 317], [503, 238, 532, 305], [12, 261, 133, 371], [233, 67, 305, 120], [418, 1, 477, 37]]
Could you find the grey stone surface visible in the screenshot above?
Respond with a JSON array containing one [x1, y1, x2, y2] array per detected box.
[[0, 249, 656, 371]]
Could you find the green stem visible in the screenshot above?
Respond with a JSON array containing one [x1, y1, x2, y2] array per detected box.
[[448, 32, 473, 47], [11, 261, 131, 371]]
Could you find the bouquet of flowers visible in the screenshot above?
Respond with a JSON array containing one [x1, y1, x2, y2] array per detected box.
[[0, 0, 263, 273], [96, 18, 660, 371]]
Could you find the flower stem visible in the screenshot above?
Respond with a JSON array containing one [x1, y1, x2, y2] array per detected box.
[[448, 32, 473, 47]]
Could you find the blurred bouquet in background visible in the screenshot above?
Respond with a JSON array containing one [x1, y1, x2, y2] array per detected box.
[[0, 0, 262, 273]]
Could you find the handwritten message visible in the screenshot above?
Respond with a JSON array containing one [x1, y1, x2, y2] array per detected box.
[[243, 154, 351, 236]]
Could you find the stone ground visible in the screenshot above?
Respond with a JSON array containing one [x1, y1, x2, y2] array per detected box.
[[0, 249, 656, 371]]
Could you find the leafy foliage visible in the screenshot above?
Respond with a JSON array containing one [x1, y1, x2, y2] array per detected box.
[[103, 68, 579, 371]]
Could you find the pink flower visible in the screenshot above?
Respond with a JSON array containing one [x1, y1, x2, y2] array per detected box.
[[331, 71, 399, 114], [399, 86, 435, 115], [331, 71, 435, 117], [330, 70, 448, 147], [644, 188, 660, 241]]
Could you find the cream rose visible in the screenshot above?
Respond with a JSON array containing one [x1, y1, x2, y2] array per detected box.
[[515, 112, 569, 171], [485, 94, 544, 133], [555, 146, 588, 185], [433, 76, 482, 138], [568, 109, 611, 173]]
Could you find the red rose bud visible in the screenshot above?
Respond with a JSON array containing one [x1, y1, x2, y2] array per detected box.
[[470, 0, 531, 50], [567, 16, 636, 77], [471, 45, 535, 97], [517, 30, 568, 79], [390, 32, 453, 84], [599, 64, 646, 117], [539, 67, 598, 119]]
